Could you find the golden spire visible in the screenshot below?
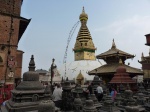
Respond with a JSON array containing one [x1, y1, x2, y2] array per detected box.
[[82, 6, 85, 13], [73, 7, 96, 61], [79, 7, 88, 21], [119, 59, 123, 65], [141, 52, 144, 61], [141, 52, 144, 57], [111, 39, 116, 49]]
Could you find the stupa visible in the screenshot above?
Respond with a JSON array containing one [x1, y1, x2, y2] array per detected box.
[[1, 55, 55, 112], [59, 7, 101, 83]]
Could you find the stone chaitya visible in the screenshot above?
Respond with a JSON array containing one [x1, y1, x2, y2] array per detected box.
[[91, 76, 103, 94], [62, 78, 74, 111], [73, 93, 83, 112], [118, 89, 146, 112], [83, 97, 97, 112], [1, 55, 55, 112], [99, 94, 120, 112]]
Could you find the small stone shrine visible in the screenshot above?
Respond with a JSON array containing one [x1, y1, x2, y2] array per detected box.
[[62, 77, 74, 111], [99, 94, 120, 112], [1, 55, 55, 112], [83, 98, 97, 112], [90, 90, 102, 111], [91, 76, 103, 94], [73, 93, 83, 112], [72, 84, 83, 98]]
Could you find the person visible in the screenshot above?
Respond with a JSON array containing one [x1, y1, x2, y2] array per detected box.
[[87, 81, 92, 94], [110, 88, 117, 101], [84, 81, 92, 99], [96, 83, 103, 102], [52, 84, 63, 108], [2, 100, 8, 106]]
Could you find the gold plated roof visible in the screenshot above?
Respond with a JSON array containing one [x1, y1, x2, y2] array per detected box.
[[73, 7, 96, 52], [96, 39, 134, 59], [79, 7, 88, 21], [88, 63, 143, 75]]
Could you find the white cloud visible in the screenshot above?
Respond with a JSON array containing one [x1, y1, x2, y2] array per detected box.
[[93, 15, 150, 69], [94, 15, 150, 35]]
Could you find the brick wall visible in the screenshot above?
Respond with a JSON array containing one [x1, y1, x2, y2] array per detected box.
[[0, 0, 22, 16], [0, 0, 24, 83]]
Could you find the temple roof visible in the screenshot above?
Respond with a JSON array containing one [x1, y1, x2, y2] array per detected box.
[[96, 39, 134, 59], [88, 63, 143, 75], [73, 7, 96, 52], [18, 18, 31, 43], [139, 51, 150, 64]]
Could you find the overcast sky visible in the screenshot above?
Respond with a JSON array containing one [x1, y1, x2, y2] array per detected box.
[[19, 0, 150, 74]]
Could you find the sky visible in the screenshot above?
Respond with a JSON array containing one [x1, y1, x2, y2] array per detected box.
[[19, 0, 150, 74]]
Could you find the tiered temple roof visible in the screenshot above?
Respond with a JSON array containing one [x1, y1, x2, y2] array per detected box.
[[89, 63, 142, 75], [88, 39, 143, 82], [96, 39, 134, 64]]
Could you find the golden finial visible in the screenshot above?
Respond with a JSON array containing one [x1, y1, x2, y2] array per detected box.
[[141, 52, 144, 61], [111, 38, 116, 49], [141, 52, 144, 57], [119, 59, 123, 65], [79, 6, 88, 21], [79, 70, 81, 73], [82, 6, 85, 13]]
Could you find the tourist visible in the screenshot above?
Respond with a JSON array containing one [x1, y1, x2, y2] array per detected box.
[[52, 84, 63, 108], [96, 83, 103, 102], [110, 88, 117, 101], [83, 81, 92, 99], [87, 81, 92, 94]]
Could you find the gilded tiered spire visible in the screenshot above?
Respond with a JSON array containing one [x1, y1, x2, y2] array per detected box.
[[111, 39, 116, 49], [119, 59, 123, 65], [73, 7, 96, 61]]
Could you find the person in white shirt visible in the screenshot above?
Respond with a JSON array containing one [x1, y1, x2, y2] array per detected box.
[[52, 84, 63, 108], [96, 83, 103, 101]]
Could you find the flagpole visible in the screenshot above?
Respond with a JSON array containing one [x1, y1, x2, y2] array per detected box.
[[51, 58, 56, 91]]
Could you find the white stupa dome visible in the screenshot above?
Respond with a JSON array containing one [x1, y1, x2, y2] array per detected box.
[[59, 60, 101, 81]]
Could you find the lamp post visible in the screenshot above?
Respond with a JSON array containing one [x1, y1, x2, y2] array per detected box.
[[50, 58, 57, 91]]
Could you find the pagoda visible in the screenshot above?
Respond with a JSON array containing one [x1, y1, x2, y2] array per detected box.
[[88, 39, 143, 83]]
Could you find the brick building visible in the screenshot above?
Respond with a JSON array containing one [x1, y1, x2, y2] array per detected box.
[[0, 0, 30, 84]]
